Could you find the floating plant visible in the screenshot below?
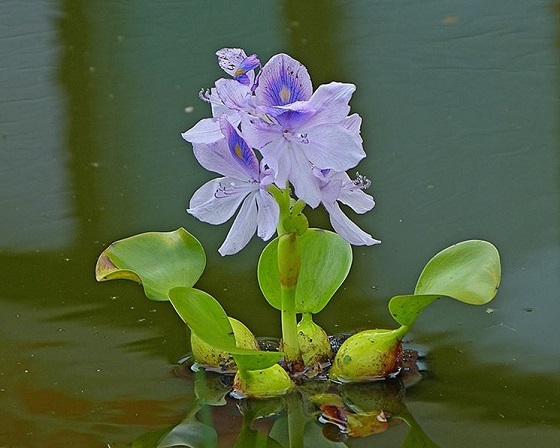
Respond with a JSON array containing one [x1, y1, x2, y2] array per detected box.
[[96, 48, 501, 413]]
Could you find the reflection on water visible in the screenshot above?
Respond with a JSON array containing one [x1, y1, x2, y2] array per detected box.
[[116, 367, 438, 448], [1, 0, 559, 446]]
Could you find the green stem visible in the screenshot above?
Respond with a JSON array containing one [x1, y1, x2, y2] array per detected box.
[[291, 199, 306, 216], [267, 183, 291, 235], [278, 232, 302, 364], [281, 286, 300, 363], [267, 184, 307, 364], [395, 325, 410, 341]]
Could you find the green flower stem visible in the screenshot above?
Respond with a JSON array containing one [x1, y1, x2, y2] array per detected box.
[[281, 286, 300, 363], [291, 199, 306, 216], [278, 232, 300, 288], [278, 232, 302, 364], [266, 184, 291, 235], [266, 184, 307, 364]]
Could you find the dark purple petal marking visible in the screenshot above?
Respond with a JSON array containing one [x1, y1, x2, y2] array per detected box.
[[219, 118, 260, 179], [235, 54, 260, 77], [273, 108, 315, 131], [214, 181, 233, 198], [258, 54, 312, 106], [233, 54, 260, 85], [234, 73, 250, 86]]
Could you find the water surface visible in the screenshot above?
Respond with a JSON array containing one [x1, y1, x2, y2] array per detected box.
[[1, 1, 559, 446]]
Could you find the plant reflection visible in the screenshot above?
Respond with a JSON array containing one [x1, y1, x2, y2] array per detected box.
[[112, 361, 439, 447]]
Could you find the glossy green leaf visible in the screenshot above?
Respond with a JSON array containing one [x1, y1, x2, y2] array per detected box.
[[258, 229, 352, 313], [388, 294, 440, 327], [169, 287, 283, 371], [232, 349, 284, 372], [95, 228, 205, 301], [414, 240, 501, 304], [389, 240, 501, 328], [169, 287, 236, 349]]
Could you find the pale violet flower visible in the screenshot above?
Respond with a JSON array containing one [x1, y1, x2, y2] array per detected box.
[[182, 49, 260, 146], [182, 48, 378, 252], [241, 53, 366, 208], [181, 79, 249, 146], [216, 47, 260, 87], [316, 169, 380, 246], [187, 117, 279, 255]]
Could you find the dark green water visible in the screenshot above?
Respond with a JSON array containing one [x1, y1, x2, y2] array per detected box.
[[1, 1, 559, 446]]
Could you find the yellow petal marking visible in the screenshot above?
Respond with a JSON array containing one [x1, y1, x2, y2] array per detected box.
[[234, 144, 243, 159], [279, 85, 291, 104]]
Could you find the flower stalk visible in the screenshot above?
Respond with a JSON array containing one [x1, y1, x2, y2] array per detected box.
[[277, 231, 302, 365]]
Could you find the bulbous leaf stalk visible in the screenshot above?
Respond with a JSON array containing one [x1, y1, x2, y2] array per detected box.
[[329, 327, 408, 383], [191, 317, 260, 372], [297, 313, 333, 367], [232, 364, 294, 399]]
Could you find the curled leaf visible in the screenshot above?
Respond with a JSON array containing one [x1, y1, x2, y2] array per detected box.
[[415, 239, 501, 304], [389, 240, 501, 328], [169, 287, 283, 372], [388, 294, 439, 327], [95, 228, 206, 301]]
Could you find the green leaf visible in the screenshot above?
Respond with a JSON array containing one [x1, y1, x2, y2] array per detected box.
[[389, 240, 501, 328], [232, 349, 284, 372], [258, 229, 352, 314], [95, 228, 205, 301], [169, 287, 236, 350], [169, 287, 283, 371], [388, 294, 440, 327], [414, 240, 501, 304]]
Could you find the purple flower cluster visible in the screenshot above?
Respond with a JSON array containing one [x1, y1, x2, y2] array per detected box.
[[183, 48, 379, 255]]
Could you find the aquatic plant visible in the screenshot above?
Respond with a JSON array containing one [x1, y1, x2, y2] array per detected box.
[[95, 48, 501, 398]]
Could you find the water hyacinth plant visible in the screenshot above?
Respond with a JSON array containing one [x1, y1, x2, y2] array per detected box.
[[95, 48, 501, 400]]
